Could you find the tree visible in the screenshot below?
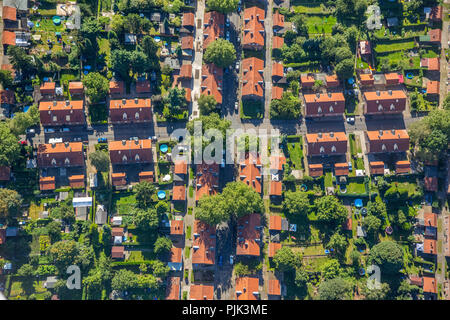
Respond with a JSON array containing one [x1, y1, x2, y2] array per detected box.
[[0, 70, 13, 88], [111, 49, 132, 80], [196, 194, 229, 226], [187, 112, 231, 137], [155, 201, 170, 216], [130, 50, 148, 75], [154, 236, 172, 255], [163, 87, 187, 118], [282, 190, 310, 217], [198, 94, 218, 115], [273, 246, 302, 272], [9, 105, 40, 136], [362, 215, 382, 235], [89, 150, 110, 172], [83, 72, 109, 103], [206, 0, 239, 13], [318, 277, 351, 300], [367, 197, 387, 217], [152, 260, 170, 278], [7, 46, 36, 76], [221, 182, 264, 219], [326, 232, 348, 258], [0, 188, 22, 219], [396, 279, 422, 300], [295, 268, 309, 289], [291, 14, 308, 35], [137, 273, 159, 289], [17, 263, 35, 277], [444, 94, 450, 110], [48, 240, 94, 274], [334, 47, 353, 63], [134, 181, 156, 208], [133, 208, 159, 231], [315, 196, 347, 226], [0, 123, 21, 166], [362, 282, 390, 300], [368, 241, 404, 275], [270, 92, 302, 119], [112, 269, 138, 291], [50, 202, 75, 224], [204, 39, 236, 68], [335, 58, 355, 80], [141, 35, 160, 71], [321, 259, 341, 280]]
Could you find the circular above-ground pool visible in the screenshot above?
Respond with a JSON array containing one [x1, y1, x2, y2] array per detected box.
[[348, 78, 355, 85], [52, 16, 61, 25], [359, 268, 365, 276], [385, 226, 393, 235], [160, 144, 168, 153], [157, 190, 166, 200], [406, 73, 414, 79], [354, 198, 363, 208], [300, 184, 307, 191], [361, 208, 367, 215]]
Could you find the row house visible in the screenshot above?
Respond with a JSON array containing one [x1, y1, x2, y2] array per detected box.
[[166, 277, 181, 300], [109, 81, 125, 96], [235, 277, 259, 300], [272, 36, 284, 51], [39, 100, 85, 126], [369, 161, 385, 175], [419, 29, 442, 46], [428, 6, 443, 23], [395, 160, 411, 174], [303, 92, 345, 118], [182, 12, 195, 32], [37, 142, 84, 168], [68, 81, 84, 96], [181, 35, 194, 56], [40, 82, 56, 97], [365, 129, 409, 153], [173, 160, 188, 203], [272, 86, 283, 100], [421, 57, 440, 72], [236, 213, 262, 257], [272, 62, 284, 83], [273, 11, 284, 34], [309, 164, 323, 177], [363, 90, 407, 115], [39, 176, 56, 191], [195, 162, 219, 201], [135, 79, 151, 94], [305, 132, 348, 157], [268, 279, 281, 298], [269, 154, 286, 197], [243, 7, 265, 50], [168, 246, 183, 271], [238, 152, 262, 194], [426, 81, 440, 99], [109, 98, 152, 124], [203, 11, 224, 49], [192, 220, 216, 268], [139, 171, 154, 183], [242, 57, 264, 100], [190, 284, 214, 300], [201, 63, 223, 104], [301, 74, 340, 89], [2, 6, 17, 29], [108, 139, 152, 165]]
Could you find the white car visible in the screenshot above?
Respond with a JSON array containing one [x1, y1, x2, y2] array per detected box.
[[235, 101, 239, 111], [346, 117, 355, 124], [44, 128, 55, 133], [26, 128, 36, 134], [235, 61, 240, 71]]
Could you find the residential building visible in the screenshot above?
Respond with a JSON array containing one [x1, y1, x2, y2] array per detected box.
[[334, 163, 349, 176], [420, 57, 440, 71], [268, 279, 281, 297], [238, 152, 262, 194], [303, 92, 346, 117], [39, 100, 85, 126], [109, 81, 124, 95], [273, 11, 284, 32], [272, 86, 283, 100], [40, 82, 56, 96], [39, 176, 56, 191], [168, 247, 183, 271], [369, 161, 385, 175], [69, 175, 85, 188], [182, 12, 195, 31], [326, 75, 340, 88], [419, 29, 442, 45], [241, 57, 264, 100], [201, 63, 223, 104], [305, 132, 348, 156], [109, 98, 152, 124], [272, 62, 284, 81], [272, 36, 284, 50], [192, 220, 216, 267], [172, 185, 186, 201], [166, 277, 181, 300], [384, 73, 400, 86], [203, 11, 224, 49], [359, 73, 375, 86], [139, 171, 154, 183], [365, 130, 409, 153], [243, 7, 265, 50], [395, 160, 411, 174], [111, 172, 127, 187], [301, 74, 315, 88], [135, 80, 151, 94], [235, 277, 259, 300], [195, 162, 219, 201], [236, 213, 262, 257], [108, 139, 152, 165], [190, 284, 214, 300], [68, 81, 84, 96], [363, 90, 407, 115], [181, 35, 194, 56], [111, 246, 125, 259], [268, 242, 282, 258], [309, 164, 323, 177], [37, 142, 84, 167]]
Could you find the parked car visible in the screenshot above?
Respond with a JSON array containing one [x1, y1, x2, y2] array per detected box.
[[226, 17, 230, 27], [348, 161, 353, 172], [44, 128, 55, 133], [229, 255, 234, 265], [226, 31, 230, 40], [19, 140, 27, 145], [26, 128, 36, 134], [218, 255, 223, 266], [235, 101, 239, 111], [98, 137, 107, 143], [61, 127, 70, 132], [235, 61, 240, 71], [346, 117, 355, 124]]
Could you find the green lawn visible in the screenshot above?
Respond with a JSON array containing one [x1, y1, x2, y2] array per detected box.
[[349, 134, 357, 156], [186, 225, 192, 239], [324, 172, 333, 188], [375, 41, 415, 53], [89, 103, 108, 124], [112, 192, 136, 215], [286, 136, 303, 170], [306, 15, 336, 35], [8, 279, 50, 300], [345, 182, 366, 194]]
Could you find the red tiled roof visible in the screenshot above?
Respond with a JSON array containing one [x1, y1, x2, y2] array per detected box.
[[270, 180, 282, 196], [269, 215, 282, 231], [424, 212, 437, 228], [268, 242, 282, 258], [136, 80, 151, 93], [235, 277, 259, 300], [236, 214, 261, 257], [423, 239, 437, 255], [395, 160, 410, 174], [170, 220, 184, 235], [2, 6, 16, 21], [182, 12, 195, 27], [273, 11, 284, 29], [68, 175, 84, 188], [169, 247, 182, 263], [112, 227, 124, 237], [309, 164, 323, 177], [301, 74, 315, 87], [172, 185, 186, 201], [2, 31, 15, 46], [272, 36, 284, 49], [111, 246, 125, 258], [243, 7, 265, 49], [201, 63, 223, 104], [180, 64, 192, 79], [428, 29, 442, 43], [366, 130, 409, 153], [203, 11, 224, 49], [334, 162, 349, 176], [39, 100, 85, 126], [239, 153, 262, 194], [192, 220, 216, 265], [111, 172, 127, 186], [423, 276, 437, 294], [181, 35, 194, 50], [139, 171, 154, 183], [409, 276, 423, 287], [430, 6, 443, 21], [109, 139, 152, 164], [364, 90, 407, 114], [427, 81, 440, 95], [40, 81, 56, 94], [37, 142, 84, 167], [195, 162, 219, 201], [68, 81, 84, 94], [166, 277, 181, 300], [326, 75, 340, 87], [109, 81, 124, 95], [421, 57, 439, 71], [359, 73, 374, 85], [268, 279, 281, 296], [174, 160, 188, 174], [270, 155, 286, 171], [39, 176, 56, 191], [369, 161, 384, 175], [303, 92, 346, 117], [384, 73, 399, 84], [242, 57, 264, 98], [272, 62, 284, 78], [424, 176, 438, 192], [190, 284, 214, 300], [306, 132, 348, 156]]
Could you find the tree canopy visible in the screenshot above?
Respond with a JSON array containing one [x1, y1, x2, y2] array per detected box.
[[83, 72, 109, 103], [318, 277, 352, 300], [0, 188, 22, 219], [282, 190, 310, 217], [198, 94, 218, 115], [206, 0, 239, 13], [315, 196, 348, 226], [89, 150, 110, 173], [368, 241, 404, 275], [273, 246, 302, 272], [204, 39, 237, 68]]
